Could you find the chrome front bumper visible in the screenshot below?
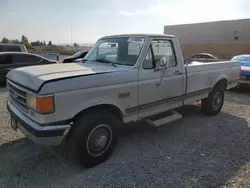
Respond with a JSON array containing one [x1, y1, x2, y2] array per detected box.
[[7, 100, 71, 146]]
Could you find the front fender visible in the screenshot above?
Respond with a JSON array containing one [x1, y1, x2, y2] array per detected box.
[[73, 98, 123, 118]]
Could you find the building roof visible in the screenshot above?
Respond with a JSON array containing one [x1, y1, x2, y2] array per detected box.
[[164, 18, 250, 27]]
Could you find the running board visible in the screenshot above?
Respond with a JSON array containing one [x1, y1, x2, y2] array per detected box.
[[146, 111, 182, 127]]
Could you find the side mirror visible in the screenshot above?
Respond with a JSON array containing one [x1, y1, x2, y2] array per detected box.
[[154, 57, 168, 71]]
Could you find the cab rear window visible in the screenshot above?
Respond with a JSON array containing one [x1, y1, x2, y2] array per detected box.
[[0, 45, 21, 52], [3, 45, 21, 52]]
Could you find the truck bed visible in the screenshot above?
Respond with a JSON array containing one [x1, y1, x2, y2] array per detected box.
[[183, 60, 239, 104], [184, 58, 228, 64]]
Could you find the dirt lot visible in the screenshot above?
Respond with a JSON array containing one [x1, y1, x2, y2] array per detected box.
[[0, 87, 250, 188]]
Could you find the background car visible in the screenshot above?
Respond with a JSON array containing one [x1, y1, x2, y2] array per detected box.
[[189, 53, 218, 60], [0, 52, 57, 84], [62, 50, 89, 63], [185, 53, 219, 64], [232, 54, 250, 88], [0, 43, 28, 53]]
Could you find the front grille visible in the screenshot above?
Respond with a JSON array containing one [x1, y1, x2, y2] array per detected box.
[[8, 81, 28, 113]]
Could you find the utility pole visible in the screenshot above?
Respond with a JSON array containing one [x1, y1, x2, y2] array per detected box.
[[70, 19, 73, 46]]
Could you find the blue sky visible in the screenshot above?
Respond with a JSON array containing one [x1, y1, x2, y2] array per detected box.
[[0, 0, 249, 44]]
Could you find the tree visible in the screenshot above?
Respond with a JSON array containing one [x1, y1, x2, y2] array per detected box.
[[21, 35, 28, 43], [43, 41, 46, 46], [23, 41, 32, 50], [31, 40, 45, 46], [73, 43, 79, 47], [2, 37, 9, 43], [11, 39, 20, 44], [48, 41, 52, 46]]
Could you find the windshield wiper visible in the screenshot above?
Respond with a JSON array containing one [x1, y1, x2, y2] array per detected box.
[[94, 59, 117, 67]]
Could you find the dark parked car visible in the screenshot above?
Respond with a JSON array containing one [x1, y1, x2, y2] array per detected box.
[[62, 50, 89, 63], [0, 52, 57, 84], [185, 53, 220, 64]]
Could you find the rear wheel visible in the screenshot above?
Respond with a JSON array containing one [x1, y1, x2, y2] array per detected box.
[[201, 87, 224, 116], [62, 111, 119, 168]]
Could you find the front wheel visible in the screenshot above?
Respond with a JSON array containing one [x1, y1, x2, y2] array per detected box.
[[63, 111, 119, 168], [201, 87, 224, 116]]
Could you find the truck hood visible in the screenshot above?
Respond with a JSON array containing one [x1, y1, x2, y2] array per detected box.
[[7, 62, 121, 91]]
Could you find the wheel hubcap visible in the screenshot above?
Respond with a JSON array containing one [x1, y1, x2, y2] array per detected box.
[[213, 92, 222, 110], [86, 124, 112, 157]]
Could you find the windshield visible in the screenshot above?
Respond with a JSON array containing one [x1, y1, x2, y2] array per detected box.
[[84, 37, 145, 66], [232, 56, 250, 62]]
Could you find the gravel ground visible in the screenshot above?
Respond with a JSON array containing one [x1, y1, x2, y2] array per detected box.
[[0, 87, 250, 188]]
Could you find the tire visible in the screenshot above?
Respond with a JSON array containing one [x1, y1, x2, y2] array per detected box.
[[201, 86, 224, 116], [62, 111, 119, 168]]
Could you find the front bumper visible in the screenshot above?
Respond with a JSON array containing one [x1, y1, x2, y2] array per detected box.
[[7, 100, 71, 146]]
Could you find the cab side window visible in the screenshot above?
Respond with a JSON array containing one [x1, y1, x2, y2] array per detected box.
[[12, 54, 41, 64], [151, 40, 177, 68], [3, 45, 21, 52]]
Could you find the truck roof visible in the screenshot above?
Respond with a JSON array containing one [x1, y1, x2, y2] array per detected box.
[[0, 52, 30, 55], [0, 43, 26, 47], [101, 33, 175, 39]]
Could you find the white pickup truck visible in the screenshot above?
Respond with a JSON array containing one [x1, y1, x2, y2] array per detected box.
[[7, 34, 240, 168]]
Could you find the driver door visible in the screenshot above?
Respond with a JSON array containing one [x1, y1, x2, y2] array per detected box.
[[138, 38, 185, 118]]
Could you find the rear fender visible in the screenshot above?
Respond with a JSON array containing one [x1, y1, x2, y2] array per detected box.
[[214, 75, 228, 90]]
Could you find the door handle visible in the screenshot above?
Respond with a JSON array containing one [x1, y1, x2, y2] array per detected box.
[[173, 70, 182, 75]]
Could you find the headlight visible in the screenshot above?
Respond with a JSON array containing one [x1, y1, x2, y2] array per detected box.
[[27, 93, 54, 114]]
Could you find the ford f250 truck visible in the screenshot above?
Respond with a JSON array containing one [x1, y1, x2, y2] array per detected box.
[[6, 34, 240, 168]]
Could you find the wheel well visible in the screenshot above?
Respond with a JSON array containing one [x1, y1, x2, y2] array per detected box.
[[214, 79, 228, 90], [72, 104, 123, 122]]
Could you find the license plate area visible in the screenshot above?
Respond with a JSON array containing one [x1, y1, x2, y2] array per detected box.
[[11, 117, 18, 131]]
